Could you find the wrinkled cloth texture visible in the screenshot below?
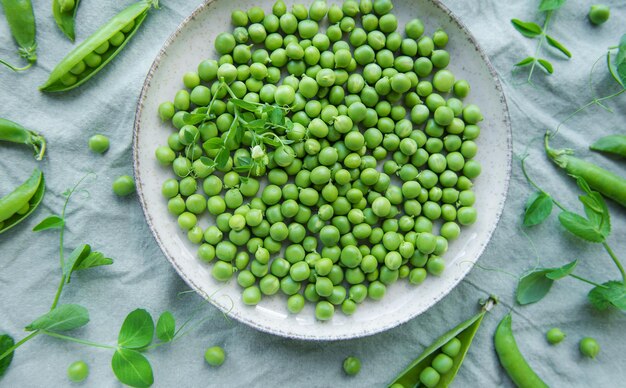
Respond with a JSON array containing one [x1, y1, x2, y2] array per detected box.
[[1, 1, 625, 387]]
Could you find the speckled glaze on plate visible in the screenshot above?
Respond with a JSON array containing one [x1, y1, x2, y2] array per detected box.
[[133, 0, 511, 340]]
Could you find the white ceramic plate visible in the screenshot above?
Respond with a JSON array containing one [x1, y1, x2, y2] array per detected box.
[[133, 0, 511, 340]]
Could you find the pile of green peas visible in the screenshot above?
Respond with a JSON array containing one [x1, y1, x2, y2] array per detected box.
[[155, 0, 483, 320]]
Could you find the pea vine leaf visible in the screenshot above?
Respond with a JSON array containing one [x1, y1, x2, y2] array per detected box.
[[62, 245, 112, 283], [202, 138, 223, 151], [25, 304, 89, 332], [230, 98, 260, 113], [511, 19, 543, 38], [588, 281, 626, 311], [558, 178, 610, 243], [590, 135, 626, 157], [215, 148, 230, 169], [537, 59, 554, 74], [539, 0, 566, 12], [524, 191, 553, 226], [558, 212, 605, 242], [517, 269, 554, 305], [156, 312, 176, 342], [515, 57, 535, 67], [32, 215, 64, 232], [118, 309, 154, 349], [0, 334, 15, 377], [111, 348, 154, 388], [609, 34, 626, 87], [516, 260, 578, 304], [545, 35, 571, 58]]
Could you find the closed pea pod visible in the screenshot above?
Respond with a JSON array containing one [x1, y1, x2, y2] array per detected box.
[[40, 0, 160, 92], [52, 0, 81, 41], [0, 118, 46, 160], [0, 0, 37, 71], [389, 297, 496, 387], [494, 314, 549, 388], [0, 168, 45, 234]]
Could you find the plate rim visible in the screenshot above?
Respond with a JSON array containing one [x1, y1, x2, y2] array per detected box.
[[132, 0, 512, 341]]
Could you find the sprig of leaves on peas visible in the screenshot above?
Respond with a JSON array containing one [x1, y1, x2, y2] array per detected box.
[[518, 161, 626, 311], [511, 0, 571, 83]]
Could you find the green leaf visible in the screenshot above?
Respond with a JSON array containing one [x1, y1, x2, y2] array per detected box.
[[523, 192, 553, 226], [539, 0, 566, 11], [156, 312, 175, 342], [199, 156, 214, 167], [230, 99, 259, 112], [537, 58, 554, 74], [515, 57, 535, 67], [32, 215, 64, 232], [74, 251, 113, 271], [25, 304, 89, 332], [237, 156, 252, 166], [0, 334, 15, 377], [202, 138, 223, 151], [182, 113, 208, 126], [262, 136, 281, 148], [511, 19, 543, 38], [590, 135, 626, 157], [118, 309, 154, 349], [580, 193, 610, 237], [545, 35, 572, 58], [182, 127, 197, 144], [546, 259, 578, 280], [62, 245, 92, 283], [588, 281, 626, 311], [224, 121, 243, 148], [111, 348, 154, 388], [268, 108, 284, 126], [215, 148, 230, 169], [614, 34, 626, 87], [244, 119, 267, 131], [516, 269, 554, 305], [558, 212, 605, 242]]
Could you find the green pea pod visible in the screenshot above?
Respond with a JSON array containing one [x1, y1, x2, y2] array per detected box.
[[39, 0, 159, 92], [590, 135, 626, 158], [0, 0, 37, 71], [0, 118, 47, 160], [545, 135, 626, 208], [494, 314, 549, 388], [0, 168, 45, 234], [52, 0, 81, 42], [388, 296, 497, 388]]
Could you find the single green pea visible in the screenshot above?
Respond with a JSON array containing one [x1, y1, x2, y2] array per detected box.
[[67, 361, 89, 382], [112, 175, 135, 197], [419, 366, 441, 388], [579, 337, 600, 358], [588, 5, 610, 25], [204, 346, 226, 366], [546, 328, 566, 345], [88, 134, 110, 154], [343, 356, 361, 376]]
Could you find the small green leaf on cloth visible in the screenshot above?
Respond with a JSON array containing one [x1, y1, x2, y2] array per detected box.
[[118, 309, 154, 349], [156, 312, 176, 342], [511, 19, 543, 37], [25, 304, 89, 332], [524, 192, 553, 227], [588, 281, 626, 311], [111, 348, 154, 388]]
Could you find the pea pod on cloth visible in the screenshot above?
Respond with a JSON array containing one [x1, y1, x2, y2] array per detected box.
[[0, 168, 45, 234], [40, 0, 159, 92], [590, 135, 626, 158], [388, 296, 497, 388], [494, 314, 549, 388], [0, 118, 47, 160], [52, 0, 81, 41], [545, 134, 626, 208], [0, 0, 37, 71]]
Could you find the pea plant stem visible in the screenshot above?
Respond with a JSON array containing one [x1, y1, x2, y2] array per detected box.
[[603, 242, 626, 284], [520, 155, 566, 210], [42, 331, 115, 350], [527, 10, 552, 84], [568, 274, 607, 289], [0, 331, 39, 361]]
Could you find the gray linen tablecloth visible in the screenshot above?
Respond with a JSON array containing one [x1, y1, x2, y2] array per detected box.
[[1, 0, 625, 386]]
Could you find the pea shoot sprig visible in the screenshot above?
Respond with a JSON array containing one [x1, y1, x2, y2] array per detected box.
[[0, 175, 113, 376], [511, 0, 571, 84], [177, 81, 295, 179], [515, 159, 625, 311]]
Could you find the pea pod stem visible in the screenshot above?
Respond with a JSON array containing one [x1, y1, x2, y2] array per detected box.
[[495, 314, 549, 388], [0, 0, 37, 70], [0, 118, 47, 160], [544, 134, 626, 208]]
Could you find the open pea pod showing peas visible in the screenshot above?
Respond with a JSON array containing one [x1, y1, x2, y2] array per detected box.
[[0, 118, 47, 160], [40, 0, 159, 92], [0, 0, 37, 71], [0, 168, 45, 235], [52, 0, 81, 42], [389, 297, 497, 388]]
